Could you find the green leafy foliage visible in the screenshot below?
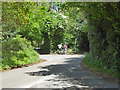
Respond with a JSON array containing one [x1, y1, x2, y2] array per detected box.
[[2, 2, 34, 41], [61, 2, 120, 77], [83, 54, 120, 79], [2, 35, 40, 70], [1, 2, 69, 70], [83, 2, 120, 72], [61, 5, 89, 52]]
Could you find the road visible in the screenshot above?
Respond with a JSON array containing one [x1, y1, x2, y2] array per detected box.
[[1, 55, 119, 89]]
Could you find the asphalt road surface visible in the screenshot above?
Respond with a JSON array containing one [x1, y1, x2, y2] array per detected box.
[[1, 55, 119, 89]]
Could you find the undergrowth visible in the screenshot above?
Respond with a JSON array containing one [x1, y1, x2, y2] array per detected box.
[[1, 35, 40, 70], [82, 54, 120, 80]]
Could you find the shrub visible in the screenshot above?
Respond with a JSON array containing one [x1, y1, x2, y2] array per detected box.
[[1, 35, 40, 70]]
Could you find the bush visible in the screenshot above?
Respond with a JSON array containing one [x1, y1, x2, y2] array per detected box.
[[1, 35, 40, 70]]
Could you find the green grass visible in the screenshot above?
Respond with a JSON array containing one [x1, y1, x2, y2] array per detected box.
[[82, 54, 120, 80]]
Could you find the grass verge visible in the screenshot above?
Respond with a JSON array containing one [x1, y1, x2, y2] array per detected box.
[[82, 54, 120, 84], [0, 58, 46, 72]]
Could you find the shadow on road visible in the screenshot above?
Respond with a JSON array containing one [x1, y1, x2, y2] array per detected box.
[[25, 57, 119, 89]]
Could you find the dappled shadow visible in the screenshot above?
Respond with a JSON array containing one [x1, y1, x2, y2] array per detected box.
[[25, 56, 119, 88]]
